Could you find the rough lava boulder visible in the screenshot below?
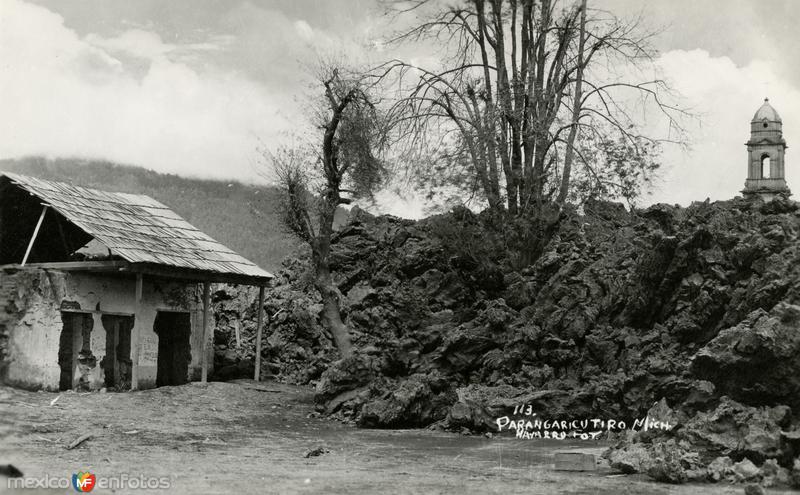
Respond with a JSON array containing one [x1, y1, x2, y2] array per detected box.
[[691, 302, 800, 409]]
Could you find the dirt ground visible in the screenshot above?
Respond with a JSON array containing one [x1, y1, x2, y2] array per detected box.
[[0, 381, 791, 494]]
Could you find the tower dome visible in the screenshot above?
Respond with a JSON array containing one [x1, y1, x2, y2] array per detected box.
[[752, 98, 782, 123]]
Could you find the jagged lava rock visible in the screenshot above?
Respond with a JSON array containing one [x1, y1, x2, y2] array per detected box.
[[209, 197, 800, 485], [692, 302, 800, 408]]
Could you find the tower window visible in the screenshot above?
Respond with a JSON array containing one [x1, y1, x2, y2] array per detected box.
[[763, 122, 769, 128], [761, 154, 771, 179]]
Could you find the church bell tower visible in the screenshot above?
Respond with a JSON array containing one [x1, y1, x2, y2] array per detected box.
[[742, 98, 790, 200]]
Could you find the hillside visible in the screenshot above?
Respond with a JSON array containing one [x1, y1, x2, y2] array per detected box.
[[0, 156, 300, 272]]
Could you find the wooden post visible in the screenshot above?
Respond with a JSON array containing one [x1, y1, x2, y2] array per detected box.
[[131, 273, 143, 390], [254, 285, 265, 382], [21, 205, 48, 266], [201, 281, 211, 383]]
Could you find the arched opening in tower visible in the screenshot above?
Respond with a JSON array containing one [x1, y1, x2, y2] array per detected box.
[[761, 154, 771, 179]]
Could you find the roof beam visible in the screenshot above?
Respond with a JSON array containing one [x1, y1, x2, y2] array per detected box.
[[0, 259, 271, 286], [127, 263, 272, 286], [2, 260, 130, 272], [21, 205, 48, 266]]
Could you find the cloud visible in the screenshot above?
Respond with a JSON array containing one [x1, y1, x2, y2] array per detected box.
[[0, 0, 292, 182], [293, 20, 315, 43], [647, 49, 800, 205], [4, 0, 799, 218], [87, 29, 174, 60], [86, 29, 236, 64]]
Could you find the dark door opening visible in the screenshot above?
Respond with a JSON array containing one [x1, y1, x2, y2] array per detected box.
[[101, 315, 133, 391], [58, 312, 93, 391], [153, 311, 192, 387]]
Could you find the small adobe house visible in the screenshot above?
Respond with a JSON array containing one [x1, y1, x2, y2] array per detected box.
[[743, 98, 791, 200], [0, 172, 272, 392]]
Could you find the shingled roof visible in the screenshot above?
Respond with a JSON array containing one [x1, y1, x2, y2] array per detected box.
[[0, 172, 272, 284]]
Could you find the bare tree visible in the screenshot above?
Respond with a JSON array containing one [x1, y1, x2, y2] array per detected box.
[[268, 64, 388, 358], [381, 0, 689, 214]]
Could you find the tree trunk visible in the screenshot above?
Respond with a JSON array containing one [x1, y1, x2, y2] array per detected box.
[[474, 0, 503, 211], [313, 221, 354, 358], [529, 0, 550, 206], [556, 0, 587, 205], [313, 190, 354, 358], [315, 268, 353, 358]]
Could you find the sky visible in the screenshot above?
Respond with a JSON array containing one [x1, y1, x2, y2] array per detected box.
[[0, 0, 799, 216]]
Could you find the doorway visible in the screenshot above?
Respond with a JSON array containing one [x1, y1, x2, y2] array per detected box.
[[101, 315, 133, 390], [153, 311, 192, 387], [58, 312, 93, 391]]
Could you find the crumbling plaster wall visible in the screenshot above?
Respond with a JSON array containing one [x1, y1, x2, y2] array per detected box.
[[0, 268, 208, 391]]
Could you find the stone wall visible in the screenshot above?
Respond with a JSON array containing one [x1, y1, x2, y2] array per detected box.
[[0, 268, 209, 391]]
